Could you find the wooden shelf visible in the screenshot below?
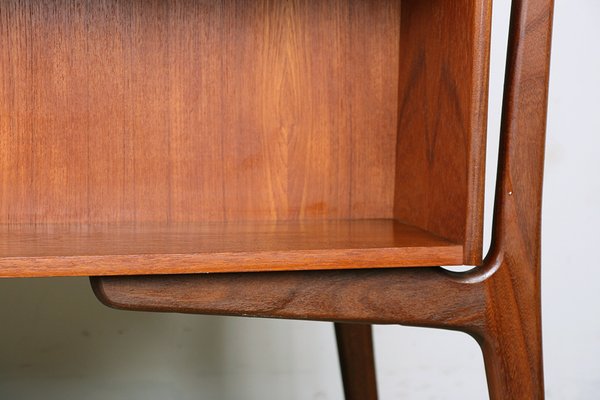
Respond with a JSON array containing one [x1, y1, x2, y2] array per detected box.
[[0, 220, 462, 277], [0, 0, 491, 277]]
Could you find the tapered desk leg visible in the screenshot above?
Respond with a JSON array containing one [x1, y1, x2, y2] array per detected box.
[[478, 258, 544, 399], [476, 0, 553, 396], [335, 323, 378, 400]]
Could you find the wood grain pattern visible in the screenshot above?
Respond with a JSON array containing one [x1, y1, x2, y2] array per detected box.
[[0, 0, 400, 225], [0, 0, 492, 277], [394, 0, 492, 264], [335, 323, 378, 400], [480, 0, 554, 396], [91, 0, 554, 398], [0, 220, 463, 277]]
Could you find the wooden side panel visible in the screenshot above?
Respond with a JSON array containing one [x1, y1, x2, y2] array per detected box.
[[394, 0, 492, 264], [0, 0, 400, 224]]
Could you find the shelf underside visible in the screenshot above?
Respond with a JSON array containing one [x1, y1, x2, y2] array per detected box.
[[0, 220, 463, 278]]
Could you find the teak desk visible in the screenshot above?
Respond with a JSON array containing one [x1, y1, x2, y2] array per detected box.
[[0, 0, 554, 398]]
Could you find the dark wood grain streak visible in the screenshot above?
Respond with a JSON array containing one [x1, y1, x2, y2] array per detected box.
[[335, 323, 378, 400], [91, 0, 554, 398]]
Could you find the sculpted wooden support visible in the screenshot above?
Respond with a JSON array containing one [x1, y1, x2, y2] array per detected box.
[[91, 0, 554, 398]]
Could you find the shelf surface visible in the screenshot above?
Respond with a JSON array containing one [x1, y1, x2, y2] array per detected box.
[[0, 220, 463, 278]]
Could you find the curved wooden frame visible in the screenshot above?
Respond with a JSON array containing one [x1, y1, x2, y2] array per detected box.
[[91, 0, 554, 398]]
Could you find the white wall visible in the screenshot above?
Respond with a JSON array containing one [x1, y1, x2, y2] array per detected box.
[[1, 1, 598, 399]]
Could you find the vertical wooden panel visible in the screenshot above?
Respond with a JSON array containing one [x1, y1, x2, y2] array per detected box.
[[349, 0, 400, 219], [168, 0, 225, 222], [219, 0, 399, 222], [394, 0, 491, 264], [130, 0, 171, 222], [0, 1, 35, 223], [86, 0, 129, 222], [283, 0, 348, 220], [30, 1, 89, 223], [220, 0, 279, 221]]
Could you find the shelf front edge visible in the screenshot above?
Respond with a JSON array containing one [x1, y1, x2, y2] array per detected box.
[[0, 246, 463, 278]]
